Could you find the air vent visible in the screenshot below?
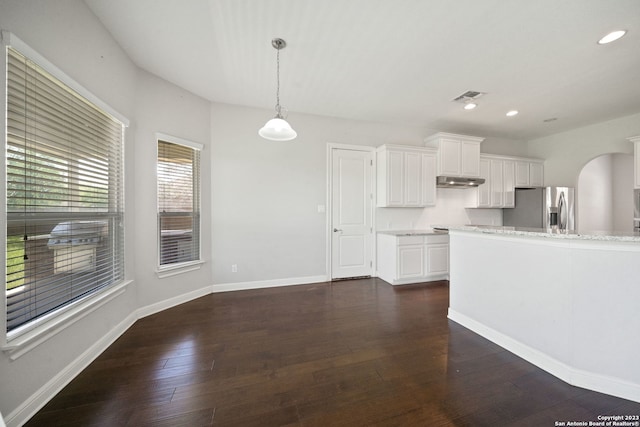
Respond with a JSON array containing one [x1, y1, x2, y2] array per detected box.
[[452, 90, 486, 102]]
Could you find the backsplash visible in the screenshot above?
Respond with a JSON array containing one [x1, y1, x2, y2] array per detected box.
[[376, 188, 502, 230]]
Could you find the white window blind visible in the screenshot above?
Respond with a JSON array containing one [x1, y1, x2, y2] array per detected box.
[[157, 139, 201, 266], [5, 47, 125, 334]]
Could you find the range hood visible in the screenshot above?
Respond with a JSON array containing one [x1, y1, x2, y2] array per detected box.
[[436, 176, 485, 188]]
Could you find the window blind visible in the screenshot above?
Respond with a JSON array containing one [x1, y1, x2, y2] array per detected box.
[[5, 47, 125, 333], [157, 140, 200, 266]]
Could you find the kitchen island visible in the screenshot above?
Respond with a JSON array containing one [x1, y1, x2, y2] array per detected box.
[[446, 225, 640, 403]]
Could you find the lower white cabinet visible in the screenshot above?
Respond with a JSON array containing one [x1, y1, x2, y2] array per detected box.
[[377, 233, 449, 285]]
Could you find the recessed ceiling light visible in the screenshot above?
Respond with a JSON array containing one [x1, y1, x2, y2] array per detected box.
[[463, 103, 477, 110], [598, 30, 627, 44], [506, 110, 519, 117]]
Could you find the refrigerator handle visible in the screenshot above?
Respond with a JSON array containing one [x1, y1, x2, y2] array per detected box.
[[558, 191, 567, 230]]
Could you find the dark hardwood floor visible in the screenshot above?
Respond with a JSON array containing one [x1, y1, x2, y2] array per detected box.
[[25, 278, 640, 426]]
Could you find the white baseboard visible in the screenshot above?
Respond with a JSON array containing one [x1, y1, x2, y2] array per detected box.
[[136, 285, 213, 319], [5, 313, 137, 427], [448, 308, 640, 404], [212, 275, 328, 293]]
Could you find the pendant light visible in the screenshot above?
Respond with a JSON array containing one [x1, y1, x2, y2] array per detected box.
[[259, 38, 297, 141]]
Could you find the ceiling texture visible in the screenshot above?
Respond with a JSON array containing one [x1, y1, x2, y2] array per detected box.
[[84, 0, 640, 140]]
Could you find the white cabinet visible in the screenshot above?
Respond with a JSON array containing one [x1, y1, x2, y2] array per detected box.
[[515, 159, 544, 187], [377, 233, 449, 285], [471, 155, 515, 208], [421, 152, 437, 206], [489, 158, 504, 207], [503, 159, 515, 208], [476, 158, 490, 208], [376, 145, 437, 207], [628, 136, 640, 188], [424, 133, 484, 178]]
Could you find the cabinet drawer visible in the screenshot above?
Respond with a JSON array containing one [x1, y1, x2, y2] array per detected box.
[[397, 235, 424, 245], [425, 234, 449, 244]]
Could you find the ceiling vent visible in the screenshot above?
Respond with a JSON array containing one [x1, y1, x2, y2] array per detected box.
[[452, 90, 486, 102]]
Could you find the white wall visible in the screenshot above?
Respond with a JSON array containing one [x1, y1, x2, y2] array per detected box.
[[133, 71, 212, 308], [611, 154, 634, 231], [0, 1, 213, 425], [527, 112, 640, 187], [210, 103, 427, 285], [0, 0, 138, 422]]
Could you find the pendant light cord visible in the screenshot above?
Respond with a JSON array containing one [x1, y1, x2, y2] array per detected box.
[[275, 47, 282, 118]]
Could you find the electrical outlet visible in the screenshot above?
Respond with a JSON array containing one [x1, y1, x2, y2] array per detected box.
[[231, 264, 237, 273]]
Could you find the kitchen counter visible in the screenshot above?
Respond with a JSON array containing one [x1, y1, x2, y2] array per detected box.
[[447, 227, 640, 403], [437, 224, 640, 242], [377, 228, 448, 236]]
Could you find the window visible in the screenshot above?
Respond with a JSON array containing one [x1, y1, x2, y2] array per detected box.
[[157, 137, 201, 267], [4, 45, 125, 334]]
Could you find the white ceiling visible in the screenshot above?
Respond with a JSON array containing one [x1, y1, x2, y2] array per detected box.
[[84, 0, 640, 140]]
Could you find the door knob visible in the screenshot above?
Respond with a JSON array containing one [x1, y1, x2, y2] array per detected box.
[[333, 228, 343, 232]]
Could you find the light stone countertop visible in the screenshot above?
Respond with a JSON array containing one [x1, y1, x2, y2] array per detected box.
[[377, 229, 449, 236], [437, 224, 640, 243]]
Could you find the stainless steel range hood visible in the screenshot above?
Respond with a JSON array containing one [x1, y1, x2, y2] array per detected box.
[[436, 176, 485, 188]]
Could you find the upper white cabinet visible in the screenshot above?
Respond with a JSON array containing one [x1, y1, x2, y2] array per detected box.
[[503, 159, 515, 208], [424, 133, 484, 178], [515, 159, 544, 187], [628, 136, 640, 189], [376, 145, 437, 207], [471, 155, 520, 208]]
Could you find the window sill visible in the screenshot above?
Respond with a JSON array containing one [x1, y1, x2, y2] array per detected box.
[[156, 260, 205, 279], [2, 280, 132, 361]]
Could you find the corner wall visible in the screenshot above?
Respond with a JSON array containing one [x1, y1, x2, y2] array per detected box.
[[527, 112, 640, 187]]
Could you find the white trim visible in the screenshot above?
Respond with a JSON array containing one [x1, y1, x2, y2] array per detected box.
[[136, 284, 212, 319], [212, 275, 328, 293], [326, 143, 377, 280], [156, 259, 205, 279], [4, 311, 138, 427], [155, 132, 204, 151], [1, 31, 129, 127], [2, 280, 133, 360], [448, 309, 640, 403]]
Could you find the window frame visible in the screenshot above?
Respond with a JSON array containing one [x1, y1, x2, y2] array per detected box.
[[155, 133, 203, 277], [1, 31, 130, 354]]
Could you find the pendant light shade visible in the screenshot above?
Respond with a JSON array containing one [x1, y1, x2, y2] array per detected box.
[[259, 38, 297, 141], [259, 117, 297, 141]]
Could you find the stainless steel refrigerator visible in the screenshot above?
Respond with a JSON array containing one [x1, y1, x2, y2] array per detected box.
[[503, 187, 575, 230]]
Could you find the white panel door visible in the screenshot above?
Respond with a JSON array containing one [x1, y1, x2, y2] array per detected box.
[[421, 152, 436, 207], [331, 149, 373, 279], [503, 160, 515, 208]]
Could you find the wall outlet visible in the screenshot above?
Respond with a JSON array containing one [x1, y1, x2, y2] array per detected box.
[[231, 264, 237, 273]]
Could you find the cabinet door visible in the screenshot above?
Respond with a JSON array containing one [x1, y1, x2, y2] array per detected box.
[[490, 159, 504, 207], [529, 162, 544, 187], [461, 141, 481, 178], [426, 244, 449, 276], [439, 139, 461, 176], [503, 160, 515, 208], [398, 245, 424, 279], [477, 158, 490, 208], [404, 152, 422, 206], [387, 150, 404, 206], [515, 161, 530, 187], [421, 152, 436, 207]]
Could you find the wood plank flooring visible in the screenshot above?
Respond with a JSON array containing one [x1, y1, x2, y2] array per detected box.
[[25, 279, 640, 426]]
